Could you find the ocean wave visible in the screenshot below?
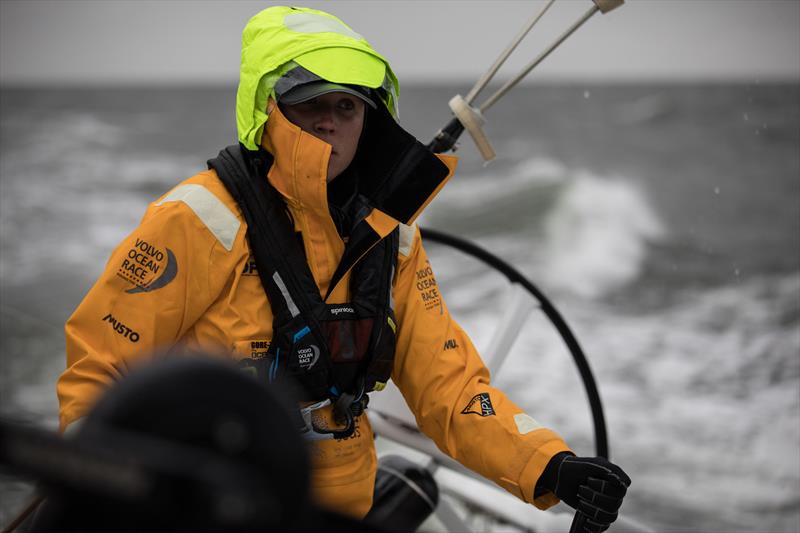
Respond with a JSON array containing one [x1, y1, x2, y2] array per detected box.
[[425, 155, 568, 209], [539, 171, 666, 299], [422, 158, 666, 300], [436, 270, 799, 530], [0, 144, 200, 285]]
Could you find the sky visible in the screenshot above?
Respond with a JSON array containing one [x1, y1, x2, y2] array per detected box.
[[0, 0, 799, 86]]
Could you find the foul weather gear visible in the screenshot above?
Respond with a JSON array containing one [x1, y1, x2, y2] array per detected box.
[[58, 103, 572, 515], [537, 452, 631, 532], [59, 4, 574, 516]]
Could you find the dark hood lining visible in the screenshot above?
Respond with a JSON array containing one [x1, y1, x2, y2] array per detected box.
[[353, 103, 450, 225]]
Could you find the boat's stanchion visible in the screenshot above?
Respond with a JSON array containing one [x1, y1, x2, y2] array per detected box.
[[483, 282, 541, 376], [429, 0, 625, 162]]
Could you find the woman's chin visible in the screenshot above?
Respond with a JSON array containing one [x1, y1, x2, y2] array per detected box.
[[327, 164, 343, 182]]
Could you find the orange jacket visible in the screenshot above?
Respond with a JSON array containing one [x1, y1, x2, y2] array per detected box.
[[57, 105, 571, 517]]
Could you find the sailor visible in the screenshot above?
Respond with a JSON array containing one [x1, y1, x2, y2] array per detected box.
[[57, 6, 629, 530]]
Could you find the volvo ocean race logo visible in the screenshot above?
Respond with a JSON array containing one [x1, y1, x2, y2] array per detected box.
[[297, 345, 320, 370], [117, 238, 178, 294], [415, 261, 441, 312]]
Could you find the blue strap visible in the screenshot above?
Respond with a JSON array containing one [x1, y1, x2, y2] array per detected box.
[[293, 326, 311, 343], [269, 348, 281, 383]]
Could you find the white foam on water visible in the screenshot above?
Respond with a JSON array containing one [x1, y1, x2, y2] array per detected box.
[[436, 269, 800, 530], [424, 157, 667, 301], [427, 155, 569, 210], [0, 111, 200, 285], [539, 170, 666, 299]]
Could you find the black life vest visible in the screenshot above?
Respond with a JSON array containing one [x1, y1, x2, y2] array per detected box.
[[208, 102, 451, 439], [209, 145, 399, 438]]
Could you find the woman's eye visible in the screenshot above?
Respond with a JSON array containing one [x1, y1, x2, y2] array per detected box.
[[338, 99, 355, 111]]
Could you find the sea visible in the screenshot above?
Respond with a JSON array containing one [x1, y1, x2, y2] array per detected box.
[[1, 83, 798, 532]]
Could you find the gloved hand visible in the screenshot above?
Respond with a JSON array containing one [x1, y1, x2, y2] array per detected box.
[[536, 452, 631, 532]]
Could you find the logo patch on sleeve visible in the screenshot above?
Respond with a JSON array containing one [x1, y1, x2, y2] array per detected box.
[[443, 338, 459, 350], [415, 261, 441, 312], [514, 413, 542, 434], [461, 393, 496, 417], [101, 313, 140, 343], [117, 237, 178, 293]]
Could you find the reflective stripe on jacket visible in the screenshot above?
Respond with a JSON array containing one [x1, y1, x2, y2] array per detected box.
[[57, 104, 570, 517]]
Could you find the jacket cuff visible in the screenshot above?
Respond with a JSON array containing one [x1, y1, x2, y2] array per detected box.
[[518, 430, 573, 510]]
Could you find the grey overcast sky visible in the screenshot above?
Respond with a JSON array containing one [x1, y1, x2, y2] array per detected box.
[[1, 0, 798, 86]]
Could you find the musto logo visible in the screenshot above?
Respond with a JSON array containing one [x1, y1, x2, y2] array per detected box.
[[101, 313, 140, 343], [117, 238, 178, 294]]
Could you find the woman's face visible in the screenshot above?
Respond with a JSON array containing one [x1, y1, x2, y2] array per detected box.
[[280, 92, 365, 182]]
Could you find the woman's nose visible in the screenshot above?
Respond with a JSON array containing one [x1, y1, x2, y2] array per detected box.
[[313, 108, 336, 133]]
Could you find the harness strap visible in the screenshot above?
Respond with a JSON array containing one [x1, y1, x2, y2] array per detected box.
[[209, 145, 332, 383], [209, 144, 400, 440]]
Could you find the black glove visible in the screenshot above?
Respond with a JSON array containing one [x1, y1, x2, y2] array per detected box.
[[536, 452, 631, 532]]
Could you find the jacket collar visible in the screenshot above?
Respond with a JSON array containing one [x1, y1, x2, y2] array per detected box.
[[259, 99, 458, 230], [256, 99, 458, 299], [260, 102, 332, 221]]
